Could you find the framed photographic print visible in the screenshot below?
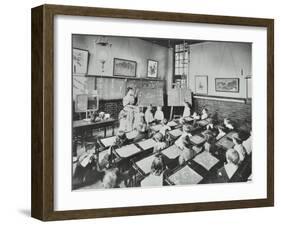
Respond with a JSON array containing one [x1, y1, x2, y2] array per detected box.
[[195, 75, 208, 94], [72, 48, 89, 75], [215, 78, 239, 93], [147, 59, 158, 78], [32, 4, 274, 221], [113, 58, 137, 77]]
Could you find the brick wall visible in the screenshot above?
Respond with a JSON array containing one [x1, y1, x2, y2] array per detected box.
[[73, 97, 251, 129], [193, 97, 252, 127], [72, 99, 123, 121]]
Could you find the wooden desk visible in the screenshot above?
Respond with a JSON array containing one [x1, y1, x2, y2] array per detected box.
[[167, 164, 203, 185], [100, 130, 139, 147], [100, 136, 116, 148], [168, 128, 183, 139], [73, 118, 117, 137], [225, 131, 236, 139], [114, 144, 141, 159], [126, 130, 139, 140], [216, 136, 234, 150], [161, 145, 182, 159], [189, 134, 206, 146], [193, 151, 219, 171], [137, 139, 157, 151], [151, 124, 163, 132], [134, 154, 155, 176]]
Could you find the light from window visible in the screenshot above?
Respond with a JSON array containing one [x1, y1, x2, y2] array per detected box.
[[174, 42, 189, 87]]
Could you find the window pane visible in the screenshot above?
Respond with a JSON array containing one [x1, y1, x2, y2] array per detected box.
[[179, 44, 183, 51], [174, 43, 189, 84], [181, 52, 184, 60], [179, 67, 183, 75]]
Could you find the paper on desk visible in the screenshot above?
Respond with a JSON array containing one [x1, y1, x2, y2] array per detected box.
[[135, 155, 155, 175], [115, 144, 141, 158], [138, 139, 157, 150], [161, 145, 182, 159], [193, 151, 219, 171], [190, 135, 205, 145], [216, 137, 234, 149], [169, 165, 203, 185], [169, 129, 183, 138], [126, 130, 138, 139], [100, 136, 116, 147]]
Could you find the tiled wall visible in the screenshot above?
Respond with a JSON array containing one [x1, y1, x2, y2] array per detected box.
[[193, 97, 252, 127], [99, 99, 124, 120]]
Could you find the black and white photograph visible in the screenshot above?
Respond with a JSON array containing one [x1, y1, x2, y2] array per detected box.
[[72, 34, 252, 191]]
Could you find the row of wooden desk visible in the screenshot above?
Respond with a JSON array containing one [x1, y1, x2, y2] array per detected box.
[[97, 118, 236, 186]]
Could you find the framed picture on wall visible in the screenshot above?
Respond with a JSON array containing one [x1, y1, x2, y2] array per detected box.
[[32, 4, 274, 221], [147, 59, 158, 78], [113, 58, 137, 77], [72, 48, 89, 75], [215, 78, 240, 92], [195, 75, 208, 94]]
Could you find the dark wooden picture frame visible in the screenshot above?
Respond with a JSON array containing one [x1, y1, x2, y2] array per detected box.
[[32, 4, 274, 221], [113, 58, 137, 77], [215, 78, 240, 93]]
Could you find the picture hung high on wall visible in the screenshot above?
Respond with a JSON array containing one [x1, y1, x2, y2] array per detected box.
[[215, 78, 239, 92], [113, 58, 137, 77], [72, 48, 89, 75], [147, 59, 158, 78], [32, 4, 274, 221], [195, 75, 208, 94]]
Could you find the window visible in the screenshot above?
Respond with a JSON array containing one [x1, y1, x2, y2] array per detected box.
[[174, 42, 190, 87]]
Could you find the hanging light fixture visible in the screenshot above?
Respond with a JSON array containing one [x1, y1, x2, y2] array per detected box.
[[95, 36, 112, 73]]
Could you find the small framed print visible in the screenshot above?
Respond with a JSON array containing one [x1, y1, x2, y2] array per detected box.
[[195, 75, 208, 94], [147, 59, 158, 78], [215, 78, 239, 93], [32, 4, 274, 221], [113, 58, 137, 77], [72, 48, 89, 75]]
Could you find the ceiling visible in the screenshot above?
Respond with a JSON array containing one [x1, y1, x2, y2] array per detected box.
[[140, 38, 204, 48]]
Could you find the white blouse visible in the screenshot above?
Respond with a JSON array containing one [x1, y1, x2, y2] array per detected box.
[[154, 110, 164, 121]]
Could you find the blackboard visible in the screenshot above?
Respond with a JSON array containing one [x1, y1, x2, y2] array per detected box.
[[126, 79, 164, 106]]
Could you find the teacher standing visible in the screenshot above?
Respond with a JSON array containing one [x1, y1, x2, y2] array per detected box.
[[122, 87, 138, 132]]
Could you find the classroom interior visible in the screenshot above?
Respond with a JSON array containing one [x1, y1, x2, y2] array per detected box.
[[72, 34, 252, 190]]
